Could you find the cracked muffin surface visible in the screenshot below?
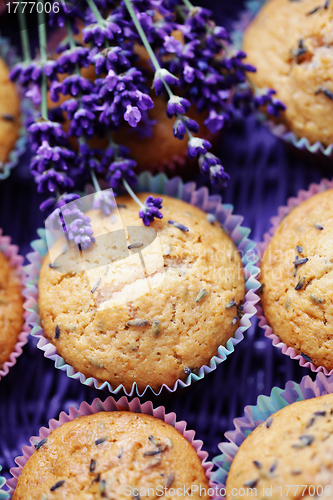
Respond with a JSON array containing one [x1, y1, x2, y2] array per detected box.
[[12, 411, 210, 499], [261, 189, 333, 370], [226, 394, 333, 499], [243, 0, 333, 145], [38, 193, 245, 392]]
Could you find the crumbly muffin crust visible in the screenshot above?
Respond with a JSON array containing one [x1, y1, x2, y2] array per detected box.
[[226, 394, 333, 499], [243, 0, 333, 146], [0, 251, 24, 369], [12, 411, 210, 500], [0, 57, 20, 164], [261, 189, 333, 370], [38, 193, 245, 392]]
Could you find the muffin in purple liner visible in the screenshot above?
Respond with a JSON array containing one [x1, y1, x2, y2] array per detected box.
[[24, 172, 260, 397], [7, 395, 215, 499], [257, 177, 333, 376], [213, 372, 333, 498], [233, 0, 333, 162]]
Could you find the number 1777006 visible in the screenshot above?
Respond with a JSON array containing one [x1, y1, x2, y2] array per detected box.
[[6, 2, 60, 14]]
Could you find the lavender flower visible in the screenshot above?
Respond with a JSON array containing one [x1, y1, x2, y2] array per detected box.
[[107, 157, 137, 190], [50, 204, 95, 249], [209, 164, 230, 189], [139, 196, 163, 226], [28, 120, 68, 152], [124, 105, 141, 127], [57, 47, 90, 74], [153, 69, 179, 95], [187, 137, 212, 158], [93, 190, 116, 215], [166, 96, 191, 118], [173, 118, 186, 140], [61, 75, 94, 97]]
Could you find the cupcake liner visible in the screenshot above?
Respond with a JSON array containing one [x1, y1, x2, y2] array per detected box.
[[0, 228, 30, 380], [0, 467, 9, 500], [212, 371, 333, 489], [24, 172, 260, 397], [7, 395, 214, 497], [0, 36, 32, 181], [257, 177, 333, 376], [231, 0, 333, 163]]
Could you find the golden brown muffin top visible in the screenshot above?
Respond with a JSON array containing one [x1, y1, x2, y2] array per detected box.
[[0, 57, 20, 164], [261, 189, 333, 371], [38, 193, 245, 392], [243, 0, 333, 145], [0, 251, 24, 368], [13, 411, 210, 500], [227, 393, 333, 499]]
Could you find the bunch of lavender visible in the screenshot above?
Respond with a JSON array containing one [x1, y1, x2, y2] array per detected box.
[[11, 0, 285, 248]]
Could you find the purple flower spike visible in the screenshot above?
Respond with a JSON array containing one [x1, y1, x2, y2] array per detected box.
[[187, 137, 212, 158], [209, 164, 230, 189], [49, 203, 95, 250], [107, 157, 137, 190], [62, 75, 94, 97], [166, 96, 191, 118], [173, 118, 186, 140], [25, 84, 42, 106], [124, 105, 142, 127], [153, 68, 179, 95], [57, 47, 90, 74], [198, 152, 219, 173], [163, 35, 183, 55], [92, 190, 116, 215], [139, 196, 163, 226], [182, 116, 199, 133], [204, 109, 225, 133]]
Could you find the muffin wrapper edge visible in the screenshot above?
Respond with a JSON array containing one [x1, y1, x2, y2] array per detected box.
[[24, 172, 260, 397], [0, 228, 30, 380], [212, 371, 333, 488], [257, 177, 333, 375], [231, 0, 333, 161], [7, 395, 214, 496]]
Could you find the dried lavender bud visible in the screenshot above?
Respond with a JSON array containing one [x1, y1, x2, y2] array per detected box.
[[144, 449, 162, 456], [293, 257, 308, 266], [184, 366, 192, 375], [295, 277, 306, 290], [54, 325, 60, 339], [50, 480, 65, 491], [34, 438, 47, 450], [152, 321, 160, 335], [296, 245, 303, 254], [148, 435, 159, 446], [243, 479, 258, 488], [309, 294, 324, 304], [291, 470, 302, 475], [314, 223, 325, 230], [1, 114, 15, 121], [315, 89, 333, 101], [128, 242, 143, 249], [226, 299, 237, 309], [306, 5, 322, 14], [99, 479, 107, 496], [231, 316, 239, 325], [166, 473, 175, 488], [270, 460, 278, 473], [292, 435, 314, 448], [196, 289, 208, 302], [306, 417, 315, 428], [301, 352, 312, 363], [253, 460, 262, 469], [91, 277, 101, 294], [168, 220, 189, 232], [118, 448, 123, 459], [127, 319, 149, 327], [314, 410, 326, 416], [266, 417, 273, 428], [324, 0, 329, 8], [90, 459, 96, 473], [95, 436, 108, 446]]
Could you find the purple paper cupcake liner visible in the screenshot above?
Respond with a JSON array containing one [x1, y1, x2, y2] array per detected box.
[[231, 0, 333, 163], [212, 371, 333, 490], [7, 395, 214, 497], [257, 177, 333, 375], [0, 229, 30, 380], [24, 172, 260, 397], [0, 36, 31, 181]]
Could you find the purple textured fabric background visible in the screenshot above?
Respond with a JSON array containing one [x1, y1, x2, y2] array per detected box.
[[0, 0, 329, 483]]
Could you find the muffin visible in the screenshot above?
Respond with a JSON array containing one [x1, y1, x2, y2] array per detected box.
[[243, 0, 333, 146], [0, 56, 20, 170], [260, 188, 333, 371], [12, 410, 210, 499], [226, 393, 333, 498], [0, 250, 24, 370], [38, 193, 245, 392]]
